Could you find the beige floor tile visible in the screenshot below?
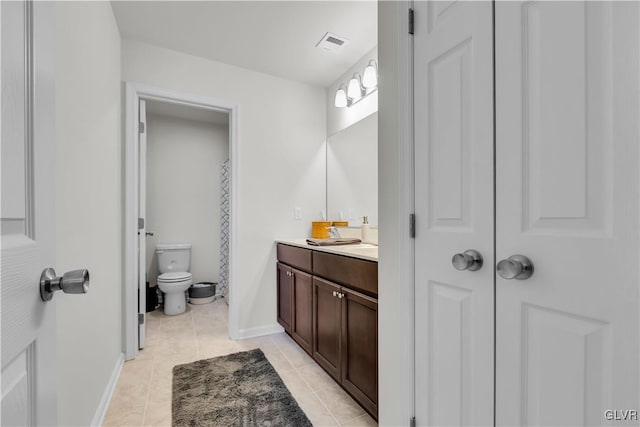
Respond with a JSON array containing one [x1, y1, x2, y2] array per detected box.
[[293, 390, 339, 427], [340, 413, 378, 427], [147, 374, 173, 404], [316, 384, 366, 424], [103, 400, 146, 427], [297, 362, 338, 392], [106, 301, 370, 427], [143, 401, 172, 426]]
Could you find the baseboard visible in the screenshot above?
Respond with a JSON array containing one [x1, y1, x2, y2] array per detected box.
[[235, 323, 284, 340], [91, 352, 125, 427]]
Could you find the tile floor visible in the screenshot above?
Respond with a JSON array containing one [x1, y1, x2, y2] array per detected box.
[[103, 299, 377, 426]]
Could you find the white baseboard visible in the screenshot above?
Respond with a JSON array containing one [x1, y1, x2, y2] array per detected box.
[[234, 323, 284, 340], [91, 352, 125, 427]]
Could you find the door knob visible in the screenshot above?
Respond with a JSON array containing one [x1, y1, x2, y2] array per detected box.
[[40, 268, 90, 302], [496, 255, 533, 280], [452, 250, 483, 271]]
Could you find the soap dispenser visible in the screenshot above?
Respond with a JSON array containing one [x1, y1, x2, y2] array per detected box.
[[361, 216, 370, 242]]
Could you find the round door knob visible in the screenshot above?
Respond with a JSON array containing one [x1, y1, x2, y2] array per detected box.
[[40, 268, 90, 301], [497, 255, 533, 280], [452, 249, 483, 271]]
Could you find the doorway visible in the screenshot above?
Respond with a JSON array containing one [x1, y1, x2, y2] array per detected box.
[[124, 84, 239, 360]]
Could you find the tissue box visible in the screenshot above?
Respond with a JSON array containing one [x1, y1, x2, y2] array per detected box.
[[312, 221, 332, 238]]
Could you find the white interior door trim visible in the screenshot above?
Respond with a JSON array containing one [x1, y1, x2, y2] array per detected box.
[[124, 83, 239, 360], [377, 0, 415, 424]]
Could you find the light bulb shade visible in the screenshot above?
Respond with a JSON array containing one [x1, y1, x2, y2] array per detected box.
[[362, 60, 378, 89], [347, 73, 363, 100], [334, 86, 348, 108]]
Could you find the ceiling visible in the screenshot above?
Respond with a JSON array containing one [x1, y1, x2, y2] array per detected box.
[[145, 100, 229, 125], [110, 1, 378, 87]]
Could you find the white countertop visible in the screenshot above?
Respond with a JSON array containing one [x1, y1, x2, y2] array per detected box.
[[276, 238, 378, 262]]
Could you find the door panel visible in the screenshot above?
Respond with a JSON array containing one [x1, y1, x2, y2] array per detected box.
[[1, 1, 56, 424], [414, 1, 494, 425], [312, 277, 341, 381], [291, 268, 313, 354], [496, 1, 639, 425]]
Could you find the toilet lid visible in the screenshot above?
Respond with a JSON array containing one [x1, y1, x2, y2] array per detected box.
[[158, 272, 192, 282]]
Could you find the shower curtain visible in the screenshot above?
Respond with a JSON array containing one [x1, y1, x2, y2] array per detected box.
[[218, 159, 230, 301]]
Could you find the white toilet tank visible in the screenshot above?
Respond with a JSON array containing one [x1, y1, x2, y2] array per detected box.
[[156, 243, 192, 273]]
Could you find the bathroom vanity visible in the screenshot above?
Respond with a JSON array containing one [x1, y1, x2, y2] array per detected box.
[[276, 240, 378, 419]]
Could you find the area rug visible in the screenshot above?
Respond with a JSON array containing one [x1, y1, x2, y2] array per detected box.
[[172, 348, 312, 427]]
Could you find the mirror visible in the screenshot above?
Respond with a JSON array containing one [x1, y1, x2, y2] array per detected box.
[[326, 112, 378, 227]]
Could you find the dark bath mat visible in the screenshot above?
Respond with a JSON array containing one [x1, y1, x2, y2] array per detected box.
[[172, 348, 312, 427]]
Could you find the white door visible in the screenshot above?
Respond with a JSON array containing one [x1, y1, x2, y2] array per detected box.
[[138, 99, 147, 348], [413, 2, 495, 426], [495, 2, 639, 425], [1, 1, 57, 425]]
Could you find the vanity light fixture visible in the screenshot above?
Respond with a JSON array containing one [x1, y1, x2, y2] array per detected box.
[[334, 59, 378, 108], [334, 85, 348, 108], [347, 73, 364, 101], [362, 60, 378, 89]]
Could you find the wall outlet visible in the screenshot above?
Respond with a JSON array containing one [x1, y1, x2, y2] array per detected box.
[[294, 207, 302, 220]]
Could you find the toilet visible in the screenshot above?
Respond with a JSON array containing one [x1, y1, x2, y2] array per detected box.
[[156, 243, 193, 315]]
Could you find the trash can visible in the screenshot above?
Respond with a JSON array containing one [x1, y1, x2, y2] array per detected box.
[[189, 282, 217, 304]]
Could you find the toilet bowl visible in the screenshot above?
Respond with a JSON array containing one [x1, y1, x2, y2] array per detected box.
[[157, 272, 193, 315], [156, 243, 192, 315]]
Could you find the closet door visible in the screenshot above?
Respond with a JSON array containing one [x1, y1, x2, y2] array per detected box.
[[495, 2, 639, 425], [413, 1, 494, 425]]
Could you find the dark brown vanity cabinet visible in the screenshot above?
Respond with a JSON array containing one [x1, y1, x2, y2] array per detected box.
[[277, 262, 313, 353], [341, 288, 378, 417], [277, 243, 378, 419], [312, 277, 342, 381], [276, 262, 293, 334]]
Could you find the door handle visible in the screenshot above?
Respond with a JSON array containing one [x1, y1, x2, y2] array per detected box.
[[496, 255, 534, 280], [145, 232, 154, 236], [40, 268, 90, 301], [452, 249, 483, 271]]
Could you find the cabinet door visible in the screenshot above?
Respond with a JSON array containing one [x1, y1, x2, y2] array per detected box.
[[341, 288, 378, 418], [291, 268, 313, 354], [313, 276, 342, 381], [276, 262, 293, 333]]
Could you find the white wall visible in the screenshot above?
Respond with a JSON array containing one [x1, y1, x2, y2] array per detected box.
[[55, 2, 122, 425], [327, 112, 378, 226], [326, 47, 378, 137], [378, 1, 414, 425], [145, 113, 229, 287], [122, 40, 326, 335]]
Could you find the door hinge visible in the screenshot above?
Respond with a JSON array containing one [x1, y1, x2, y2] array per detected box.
[[139, 121, 145, 133], [408, 8, 414, 35], [409, 213, 416, 238], [138, 217, 144, 230], [138, 313, 144, 325], [410, 416, 416, 427]]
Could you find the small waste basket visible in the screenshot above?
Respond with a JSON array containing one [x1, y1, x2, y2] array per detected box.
[[189, 282, 217, 304]]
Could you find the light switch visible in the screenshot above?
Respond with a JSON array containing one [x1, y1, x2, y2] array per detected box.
[[294, 207, 302, 220]]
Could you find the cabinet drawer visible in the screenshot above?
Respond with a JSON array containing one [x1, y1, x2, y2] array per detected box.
[[313, 251, 378, 296], [277, 244, 312, 273]]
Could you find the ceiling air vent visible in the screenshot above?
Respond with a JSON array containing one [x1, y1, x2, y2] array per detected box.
[[316, 32, 350, 51]]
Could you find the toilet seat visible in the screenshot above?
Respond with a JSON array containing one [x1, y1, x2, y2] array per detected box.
[[158, 272, 192, 283]]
